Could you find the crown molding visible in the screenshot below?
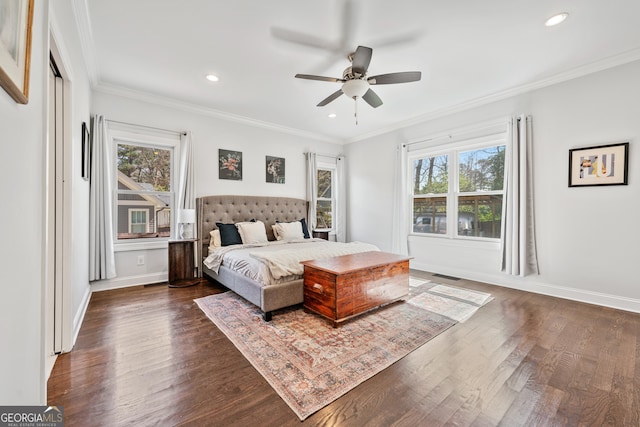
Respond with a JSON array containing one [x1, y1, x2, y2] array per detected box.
[[345, 47, 640, 144], [94, 82, 341, 144]]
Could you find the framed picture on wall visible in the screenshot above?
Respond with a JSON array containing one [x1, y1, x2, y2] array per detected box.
[[0, 0, 34, 104], [568, 142, 629, 187], [266, 156, 285, 183], [81, 122, 90, 181], [219, 149, 242, 180]]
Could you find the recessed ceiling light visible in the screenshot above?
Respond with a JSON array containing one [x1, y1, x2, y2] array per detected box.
[[205, 74, 219, 82], [545, 12, 568, 27], [328, 113, 337, 118]]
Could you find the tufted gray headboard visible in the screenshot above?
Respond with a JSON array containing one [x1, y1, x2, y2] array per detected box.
[[195, 195, 308, 275]]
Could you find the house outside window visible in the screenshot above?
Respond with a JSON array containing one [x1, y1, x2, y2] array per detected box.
[[316, 166, 335, 231], [411, 139, 505, 240], [114, 138, 175, 241]]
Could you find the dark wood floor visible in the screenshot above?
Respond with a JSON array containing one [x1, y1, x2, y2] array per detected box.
[[48, 272, 640, 426]]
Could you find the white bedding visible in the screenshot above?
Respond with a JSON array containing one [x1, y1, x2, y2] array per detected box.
[[203, 239, 379, 287]]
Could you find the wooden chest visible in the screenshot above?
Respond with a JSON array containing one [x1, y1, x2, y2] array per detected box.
[[301, 251, 410, 327]]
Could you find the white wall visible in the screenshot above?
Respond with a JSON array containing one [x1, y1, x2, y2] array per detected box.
[[91, 91, 344, 288], [0, 0, 93, 403], [346, 59, 640, 312], [0, 1, 48, 405]]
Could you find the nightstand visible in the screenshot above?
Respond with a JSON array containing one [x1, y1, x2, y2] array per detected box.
[[168, 239, 199, 288], [312, 230, 329, 240]]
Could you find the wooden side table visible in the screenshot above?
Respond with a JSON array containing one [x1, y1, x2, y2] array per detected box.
[[168, 239, 199, 288], [312, 230, 329, 240]]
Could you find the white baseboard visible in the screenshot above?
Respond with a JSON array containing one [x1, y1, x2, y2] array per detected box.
[[91, 272, 167, 292], [45, 354, 58, 380], [410, 261, 640, 314], [71, 286, 92, 349]]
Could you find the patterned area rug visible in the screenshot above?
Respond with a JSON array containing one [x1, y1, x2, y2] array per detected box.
[[195, 279, 492, 420]]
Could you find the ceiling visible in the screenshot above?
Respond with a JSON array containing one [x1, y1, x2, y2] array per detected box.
[[82, 0, 640, 143]]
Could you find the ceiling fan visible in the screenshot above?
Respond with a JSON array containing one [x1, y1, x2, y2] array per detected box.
[[295, 45, 421, 123]]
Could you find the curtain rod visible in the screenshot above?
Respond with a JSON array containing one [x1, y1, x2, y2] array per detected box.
[[106, 119, 186, 136], [303, 152, 343, 159], [403, 118, 508, 148]]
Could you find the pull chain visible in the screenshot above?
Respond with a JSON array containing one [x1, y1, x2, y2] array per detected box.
[[354, 97, 359, 125]]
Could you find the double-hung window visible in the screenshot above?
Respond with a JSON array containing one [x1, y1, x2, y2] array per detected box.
[[111, 125, 179, 242], [411, 137, 506, 240], [316, 165, 335, 231]]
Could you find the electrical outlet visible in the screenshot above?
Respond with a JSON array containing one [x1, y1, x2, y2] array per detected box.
[[137, 255, 145, 266]]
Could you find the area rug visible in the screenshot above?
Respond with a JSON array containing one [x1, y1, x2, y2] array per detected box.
[[194, 279, 492, 420]]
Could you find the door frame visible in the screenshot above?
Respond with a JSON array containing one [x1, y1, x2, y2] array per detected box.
[[44, 32, 74, 378]]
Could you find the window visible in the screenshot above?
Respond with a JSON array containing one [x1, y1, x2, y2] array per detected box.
[[316, 167, 335, 230], [114, 135, 176, 241], [411, 140, 505, 240], [128, 209, 148, 234]]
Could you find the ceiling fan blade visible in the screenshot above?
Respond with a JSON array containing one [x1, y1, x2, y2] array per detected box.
[[368, 71, 422, 85], [295, 74, 344, 83], [362, 88, 383, 108], [351, 45, 373, 76], [270, 27, 338, 51], [317, 90, 343, 107]]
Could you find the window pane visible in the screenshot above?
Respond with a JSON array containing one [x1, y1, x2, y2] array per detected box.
[[117, 143, 171, 191], [459, 146, 505, 192], [413, 197, 447, 234], [457, 195, 503, 238], [413, 155, 448, 195], [316, 199, 333, 229], [130, 210, 147, 234], [317, 169, 332, 198]]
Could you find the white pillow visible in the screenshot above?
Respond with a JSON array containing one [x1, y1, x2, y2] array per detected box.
[[208, 229, 221, 253], [273, 221, 304, 241], [236, 221, 268, 244]]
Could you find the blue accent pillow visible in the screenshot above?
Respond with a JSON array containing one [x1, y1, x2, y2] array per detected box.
[[216, 222, 242, 246], [299, 218, 310, 239]]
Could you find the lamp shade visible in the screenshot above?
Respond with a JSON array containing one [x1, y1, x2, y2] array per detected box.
[[177, 209, 196, 224]]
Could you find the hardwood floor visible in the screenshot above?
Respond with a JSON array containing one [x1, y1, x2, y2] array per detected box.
[[48, 272, 640, 426]]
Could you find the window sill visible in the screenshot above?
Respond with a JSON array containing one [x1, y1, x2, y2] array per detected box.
[[408, 234, 500, 249], [114, 240, 169, 252]]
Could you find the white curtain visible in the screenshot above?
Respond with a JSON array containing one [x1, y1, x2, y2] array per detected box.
[[501, 115, 539, 276], [176, 131, 196, 238], [391, 143, 409, 255], [335, 156, 346, 242], [176, 131, 195, 210], [89, 115, 116, 281], [306, 152, 318, 231]]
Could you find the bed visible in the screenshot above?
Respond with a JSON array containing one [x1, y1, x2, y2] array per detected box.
[[196, 195, 379, 321]]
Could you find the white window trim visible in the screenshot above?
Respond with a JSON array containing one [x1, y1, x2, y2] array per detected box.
[[108, 123, 181, 250], [409, 133, 507, 242], [316, 162, 336, 232]]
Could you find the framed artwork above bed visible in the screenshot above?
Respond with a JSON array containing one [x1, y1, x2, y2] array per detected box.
[[266, 155, 285, 183], [219, 149, 242, 180]]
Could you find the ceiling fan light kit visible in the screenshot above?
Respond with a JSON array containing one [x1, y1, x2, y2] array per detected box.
[[342, 79, 369, 98], [295, 45, 421, 125]]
